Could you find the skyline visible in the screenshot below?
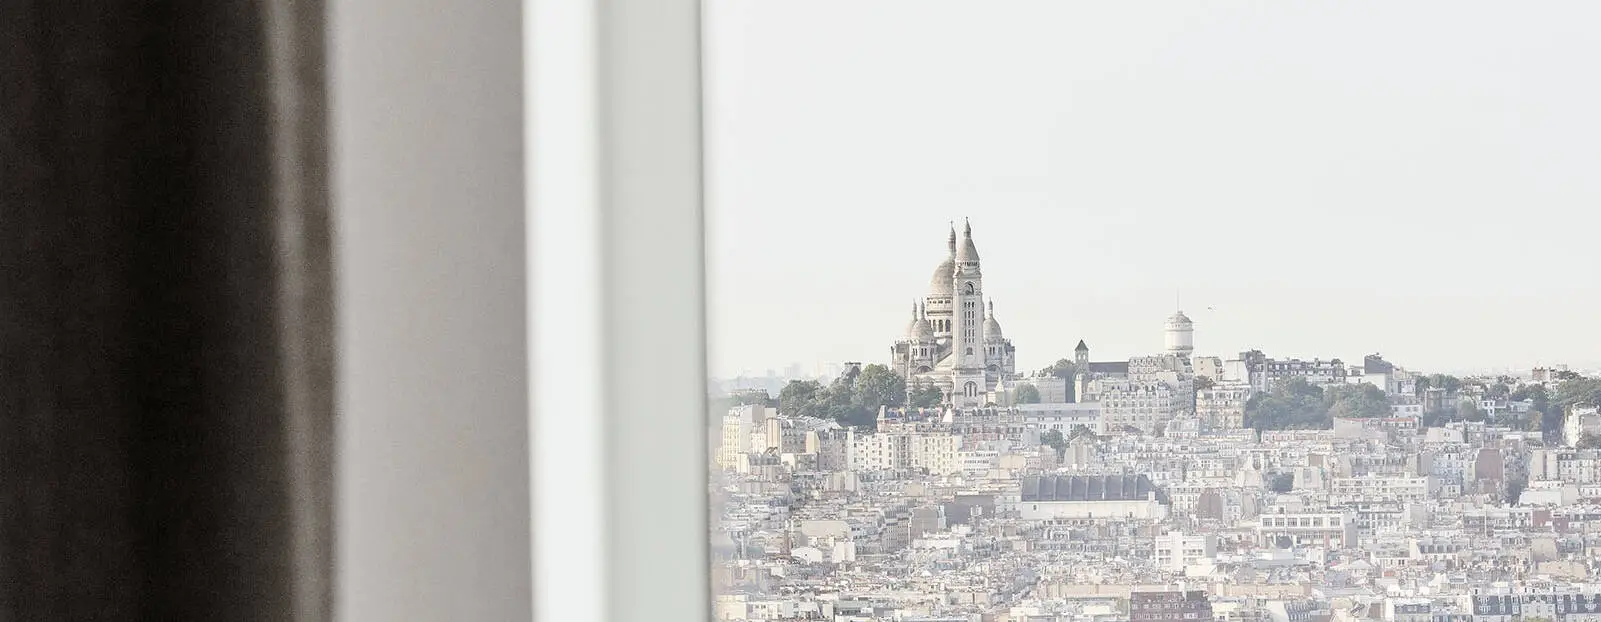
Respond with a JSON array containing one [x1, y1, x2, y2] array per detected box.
[[705, 1, 1601, 379]]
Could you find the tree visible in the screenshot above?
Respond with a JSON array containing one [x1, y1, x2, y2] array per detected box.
[[1244, 377, 1331, 431], [817, 376, 865, 427], [1514, 384, 1561, 437], [1421, 408, 1453, 428], [1193, 376, 1217, 391], [721, 389, 772, 408], [1040, 359, 1079, 402], [1041, 429, 1067, 457], [1325, 383, 1391, 419], [778, 380, 825, 418], [1015, 384, 1042, 405], [838, 405, 877, 430], [1458, 400, 1487, 423], [1428, 374, 1463, 395], [1267, 472, 1294, 493], [908, 382, 943, 409], [1554, 376, 1601, 411], [1512, 384, 1551, 410], [1507, 474, 1528, 506], [1041, 359, 1077, 379], [1577, 433, 1601, 450], [1557, 370, 1583, 382], [780, 371, 884, 430], [853, 364, 906, 410]]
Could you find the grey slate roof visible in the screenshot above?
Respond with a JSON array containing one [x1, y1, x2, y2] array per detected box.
[[1086, 361, 1129, 375], [1019, 474, 1156, 502]]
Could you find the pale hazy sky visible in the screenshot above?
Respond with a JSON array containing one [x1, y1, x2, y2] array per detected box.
[[704, 1, 1601, 379]]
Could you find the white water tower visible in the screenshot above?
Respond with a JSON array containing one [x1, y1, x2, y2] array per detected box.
[[1164, 311, 1194, 358]]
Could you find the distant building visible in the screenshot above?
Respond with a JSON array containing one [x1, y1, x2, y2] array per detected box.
[[1240, 354, 1348, 392], [716, 404, 776, 470], [1072, 320, 1197, 434], [1091, 377, 1181, 434], [889, 221, 1017, 408], [1564, 406, 1601, 447], [1533, 364, 1571, 385], [1191, 356, 1226, 382], [1330, 475, 1436, 503], [1528, 448, 1601, 485], [1072, 339, 1129, 400], [1197, 382, 1252, 429], [1256, 510, 1359, 549], [1130, 591, 1213, 622], [1466, 588, 1601, 620], [1003, 375, 1071, 405], [1016, 402, 1103, 434], [1390, 399, 1425, 418], [1153, 531, 1218, 571], [846, 428, 962, 475], [1017, 474, 1169, 521], [1164, 311, 1195, 359]]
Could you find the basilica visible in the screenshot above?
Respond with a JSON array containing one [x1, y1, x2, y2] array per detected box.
[[889, 221, 1017, 408]]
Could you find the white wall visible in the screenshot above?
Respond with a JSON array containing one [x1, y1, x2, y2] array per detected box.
[[335, 1, 709, 620], [332, 0, 532, 617]]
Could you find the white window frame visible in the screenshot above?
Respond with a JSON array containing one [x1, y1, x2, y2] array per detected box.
[[334, 0, 708, 620]]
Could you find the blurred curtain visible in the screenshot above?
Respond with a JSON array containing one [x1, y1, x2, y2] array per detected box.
[[0, 2, 334, 620]]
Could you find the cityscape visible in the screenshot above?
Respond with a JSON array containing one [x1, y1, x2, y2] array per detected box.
[[708, 221, 1601, 622]]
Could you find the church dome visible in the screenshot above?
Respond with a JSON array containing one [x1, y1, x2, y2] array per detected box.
[[983, 316, 1003, 339], [905, 302, 934, 341], [928, 257, 955, 296], [982, 300, 1003, 339]]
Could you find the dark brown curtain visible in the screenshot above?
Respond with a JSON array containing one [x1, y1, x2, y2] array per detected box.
[[1, 2, 333, 620]]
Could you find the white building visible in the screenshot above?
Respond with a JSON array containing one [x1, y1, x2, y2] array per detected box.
[[1004, 376, 1071, 405], [764, 415, 837, 455], [716, 404, 777, 470], [1529, 449, 1601, 485], [1016, 402, 1103, 434], [804, 428, 851, 472], [1256, 511, 1358, 549], [846, 430, 963, 475], [910, 434, 962, 475], [1565, 406, 1601, 447], [1330, 475, 1436, 503], [1017, 474, 1169, 521], [1164, 310, 1195, 359], [1154, 531, 1218, 571], [1251, 356, 1349, 391], [1197, 382, 1252, 429], [1191, 356, 1226, 382], [1091, 378, 1181, 434], [889, 221, 1017, 408]]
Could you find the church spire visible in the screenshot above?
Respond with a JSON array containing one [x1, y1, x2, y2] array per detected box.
[[987, 299, 994, 318], [947, 222, 957, 257], [956, 218, 980, 263]]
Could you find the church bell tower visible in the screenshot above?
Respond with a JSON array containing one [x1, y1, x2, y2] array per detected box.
[[950, 219, 987, 407]]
